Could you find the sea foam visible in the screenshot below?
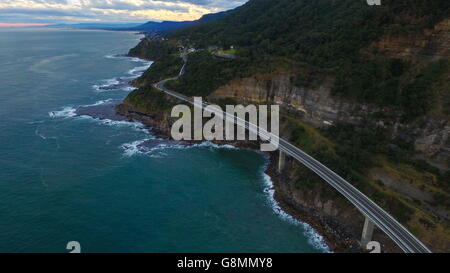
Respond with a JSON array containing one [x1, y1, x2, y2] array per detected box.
[[48, 107, 76, 118], [78, 115, 150, 134], [121, 139, 153, 157], [119, 140, 237, 157], [127, 62, 152, 77], [262, 172, 332, 253], [93, 56, 152, 92]]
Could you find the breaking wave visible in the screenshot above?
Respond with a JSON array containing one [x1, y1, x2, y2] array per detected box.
[[78, 115, 150, 133], [127, 62, 152, 77], [93, 56, 152, 92], [262, 172, 332, 253], [49, 99, 114, 119], [92, 77, 137, 92], [121, 139, 153, 157], [120, 140, 237, 157], [48, 106, 77, 118]]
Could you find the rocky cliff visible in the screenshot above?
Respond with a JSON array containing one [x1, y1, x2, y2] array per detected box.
[[209, 73, 449, 170], [373, 19, 450, 60]]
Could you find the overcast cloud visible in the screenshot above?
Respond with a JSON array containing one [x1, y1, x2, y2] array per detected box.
[[0, 0, 248, 24]]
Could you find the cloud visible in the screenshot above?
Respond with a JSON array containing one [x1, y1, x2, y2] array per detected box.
[[0, 8, 93, 18], [0, 22, 49, 27], [0, 0, 248, 24]]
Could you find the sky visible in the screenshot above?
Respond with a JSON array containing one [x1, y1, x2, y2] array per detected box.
[[0, 0, 248, 25]]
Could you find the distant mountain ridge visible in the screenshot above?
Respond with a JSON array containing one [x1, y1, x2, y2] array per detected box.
[[47, 23, 142, 29], [45, 10, 231, 32], [127, 10, 232, 32]]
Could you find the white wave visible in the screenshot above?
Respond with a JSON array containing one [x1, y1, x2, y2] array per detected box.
[[104, 54, 119, 59], [192, 141, 237, 150], [121, 86, 137, 92], [48, 107, 76, 118], [130, 57, 145, 63], [83, 99, 114, 107], [49, 100, 114, 119], [121, 139, 152, 157], [148, 141, 237, 153], [92, 78, 121, 91], [104, 54, 149, 64], [97, 55, 152, 92], [120, 140, 237, 157], [262, 172, 332, 253], [106, 78, 120, 85], [93, 81, 137, 92], [78, 115, 150, 134], [127, 62, 152, 76]]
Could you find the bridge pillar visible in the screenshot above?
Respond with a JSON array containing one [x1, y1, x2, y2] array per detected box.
[[278, 150, 286, 173], [361, 217, 375, 247]]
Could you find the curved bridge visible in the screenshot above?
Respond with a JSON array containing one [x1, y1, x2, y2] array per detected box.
[[152, 55, 432, 253]]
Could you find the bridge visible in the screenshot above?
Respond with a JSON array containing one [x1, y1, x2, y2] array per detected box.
[[152, 55, 432, 253]]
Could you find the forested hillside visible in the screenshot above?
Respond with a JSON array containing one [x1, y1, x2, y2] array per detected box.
[[175, 0, 448, 67], [170, 0, 450, 118]]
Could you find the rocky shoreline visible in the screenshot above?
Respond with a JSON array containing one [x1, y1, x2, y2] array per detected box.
[[115, 100, 364, 253]]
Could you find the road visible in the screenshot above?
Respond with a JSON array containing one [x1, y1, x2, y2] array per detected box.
[[153, 55, 432, 253]]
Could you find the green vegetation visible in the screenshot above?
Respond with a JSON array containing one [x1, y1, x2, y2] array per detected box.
[[174, 0, 448, 68], [401, 60, 450, 118], [283, 117, 417, 223], [126, 85, 175, 114], [137, 53, 183, 87], [128, 39, 179, 61], [130, 1, 449, 118], [217, 48, 237, 55], [333, 59, 449, 119], [166, 51, 239, 96], [129, 39, 183, 87], [171, 0, 449, 117], [131, 0, 450, 117], [285, 118, 450, 225]]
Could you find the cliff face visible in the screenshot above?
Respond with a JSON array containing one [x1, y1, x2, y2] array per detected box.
[[373, 19, 450, 60], [209, 73, 449, 169]]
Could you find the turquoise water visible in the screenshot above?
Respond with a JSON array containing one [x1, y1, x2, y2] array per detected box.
[[0, 28, 329, 253]]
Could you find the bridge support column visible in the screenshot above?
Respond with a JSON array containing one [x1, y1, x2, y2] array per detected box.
[[278, 150, 286, 173], [361, 217, 375, 247]]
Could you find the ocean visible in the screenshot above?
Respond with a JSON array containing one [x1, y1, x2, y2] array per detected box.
[[0, 28, 329, 253]]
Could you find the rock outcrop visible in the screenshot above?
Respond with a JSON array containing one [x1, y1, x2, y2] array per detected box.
[[374, 19, 450, 60], [209, 73, 449, 169]]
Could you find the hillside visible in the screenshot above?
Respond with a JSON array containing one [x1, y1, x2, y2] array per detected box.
[[174, 0, 449, 63], [126, 10, 232, 32], [170, 0, 450, 118]]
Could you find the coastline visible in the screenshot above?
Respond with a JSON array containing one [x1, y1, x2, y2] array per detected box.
[[115, 100, 344, 253]]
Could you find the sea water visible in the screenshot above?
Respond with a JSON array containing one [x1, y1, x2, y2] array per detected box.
[[0, 28, 329, 253]]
